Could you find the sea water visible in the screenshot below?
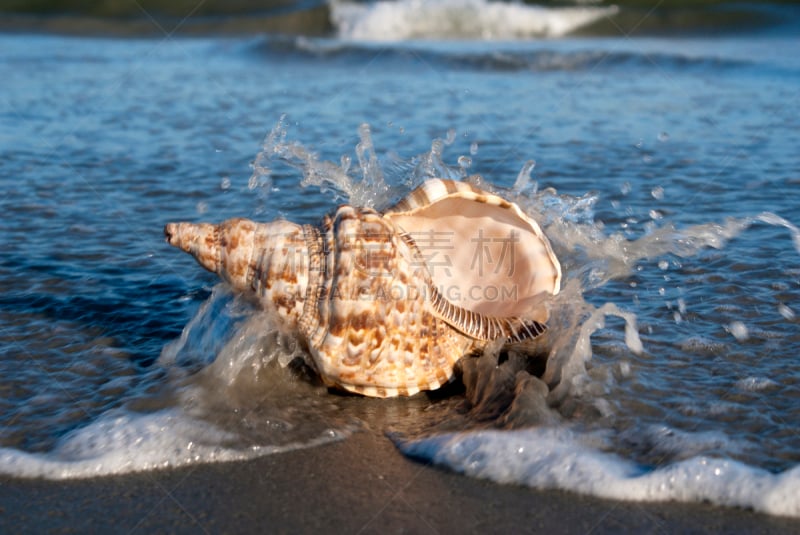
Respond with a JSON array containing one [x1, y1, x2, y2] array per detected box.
[[1, 0, 800, 518]]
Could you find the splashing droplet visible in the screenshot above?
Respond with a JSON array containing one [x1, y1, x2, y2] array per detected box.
[[513, 160, 536, 193], [470, 141, 479, 155], [651, 186, 664, 200]]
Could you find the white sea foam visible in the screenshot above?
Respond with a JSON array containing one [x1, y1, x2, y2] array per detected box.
[[330, 0, 618, 41], [0, 408, 345, 479], [0, 287, 347, 480], [399, 428, 800, 517]]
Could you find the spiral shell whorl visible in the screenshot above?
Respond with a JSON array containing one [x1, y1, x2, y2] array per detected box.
[[299, 205, 473, 397]]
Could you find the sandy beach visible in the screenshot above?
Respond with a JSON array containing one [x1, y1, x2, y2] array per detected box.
[[2, 425, 799, 534]]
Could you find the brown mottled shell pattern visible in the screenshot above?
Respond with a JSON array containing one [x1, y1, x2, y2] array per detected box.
[[165, 178, 561, 397]]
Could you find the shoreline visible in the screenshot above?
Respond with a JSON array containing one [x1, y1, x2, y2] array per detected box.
[[2, 427, 799, 533]]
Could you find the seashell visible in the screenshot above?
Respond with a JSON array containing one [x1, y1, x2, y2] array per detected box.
[[164, 178, 561, 397]]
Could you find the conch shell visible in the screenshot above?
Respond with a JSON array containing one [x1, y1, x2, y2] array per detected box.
[[165, 179, 561, 397]]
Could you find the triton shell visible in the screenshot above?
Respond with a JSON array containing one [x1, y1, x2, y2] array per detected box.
[[165, 178, 561, 397]]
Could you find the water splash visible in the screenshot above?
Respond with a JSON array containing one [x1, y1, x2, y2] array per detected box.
[[0, 285, 352, 479], [0, 408, 346, 479], [253, 119, 472, 208], [248, 116, 286, 213], [512, 159, 537, 195], [545, 300, 642, 403]]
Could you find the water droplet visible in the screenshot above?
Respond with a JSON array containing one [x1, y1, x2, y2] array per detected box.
[[457, 155, 472, 169], [673, 312, 682, 323], [649, 210, 663, 220], [634, 139, 644, 149], [658, 287, 666, 296], [624, 321, 643, 355], [658, 132, 670, 142], [727, 321, 749, 342], [658, 260, 669, 270], [470, 142, 479, 155], [620, 182, 631, 195], [513, 160, 536, 192], [651, 186, 664, 200], [430, 138, 443, 156], [678, 298, 686, 314], [445, 129, 456, 145], [220, 177, 231, 190], [196, 201, 208, 214]]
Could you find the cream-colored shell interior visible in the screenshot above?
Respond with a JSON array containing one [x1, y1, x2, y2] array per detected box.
[[386, 188, 561, 324]]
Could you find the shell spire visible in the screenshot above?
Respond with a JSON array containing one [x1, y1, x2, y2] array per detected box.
[[165, 217, 313, 329], [164, 221, 221, 275], [165, 178, 561, 398]]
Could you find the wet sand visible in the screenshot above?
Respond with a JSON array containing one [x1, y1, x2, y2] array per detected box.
[[2, 426, 798, 534]]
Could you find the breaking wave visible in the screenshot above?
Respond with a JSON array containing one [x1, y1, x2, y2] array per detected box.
[[329, 0, 618, 40]]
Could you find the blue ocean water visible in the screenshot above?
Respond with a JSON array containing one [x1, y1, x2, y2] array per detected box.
[[1, 0, 800, 517]]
